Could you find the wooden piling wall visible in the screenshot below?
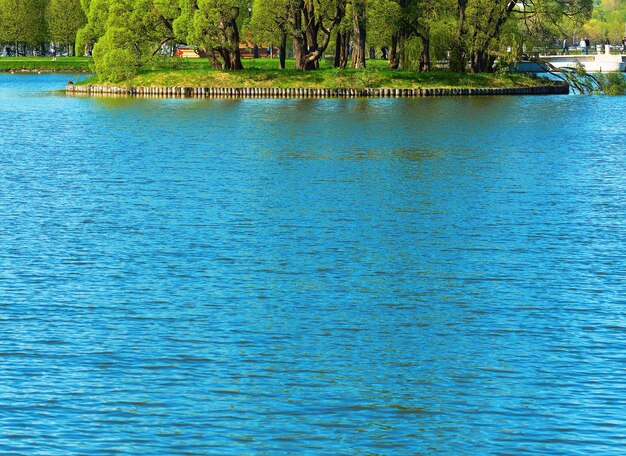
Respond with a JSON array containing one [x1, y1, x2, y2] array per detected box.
[[66, 84, 569, 98]]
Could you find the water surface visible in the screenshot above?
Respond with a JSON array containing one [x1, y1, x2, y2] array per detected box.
[[1, 74, 625, 455]]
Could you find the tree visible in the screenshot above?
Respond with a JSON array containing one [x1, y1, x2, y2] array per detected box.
[[579, 0, 626, 43], [449, 0, 468, 71], [76, 0, 112, 55], [583, 17, 608, 41], [247, 0, 290, 69], [384, 0, 437, 70], [0, 0, 48, 54], [450, 0, 593, 73], [334, 8, 351, 68], [351, 0, 367, 68], [47, 0, 87, 55], [366, 0, 401, 58], [295, 0, 347, 69], [462, 0, 517, 72], [90, 0, 180, 81], [0, 0, 29, 52], [250, 0, 346, 70], [605, 8, 626, 43], [174, 0, 245, 70]]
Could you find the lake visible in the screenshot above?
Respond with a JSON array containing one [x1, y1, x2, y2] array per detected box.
[[1, 73, 625, 454]]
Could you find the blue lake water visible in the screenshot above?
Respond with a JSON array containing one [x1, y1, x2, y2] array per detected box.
[[1, 73, 625, 454]]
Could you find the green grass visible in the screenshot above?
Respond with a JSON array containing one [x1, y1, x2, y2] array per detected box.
[[0, 57, 92, 72], [80, 57, 551, 89]]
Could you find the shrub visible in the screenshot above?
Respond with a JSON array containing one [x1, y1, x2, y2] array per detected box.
[[92, 27, 139, 82], [597, 71, 626, 95]]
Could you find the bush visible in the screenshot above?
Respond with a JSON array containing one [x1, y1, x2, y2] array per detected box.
[[94, 48, 137, 82], [92, 27, 139, 82], [597, 71, 626, 95]]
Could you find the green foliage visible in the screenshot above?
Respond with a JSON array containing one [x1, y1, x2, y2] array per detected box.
[[93, 27, 139, 81], [366, 0, 401, 48], [94, 48, 138, 82], [0, 0, 48, 45], [76, 0, 111, 53], [597, 71, 626, 95], [246, 0, 286, 44], [85, 0, 180, 79], [428, 13, 455, 62], [400, 37, 422, 71], [583, 0, 626, 43], [180, 0, 243, 50], [7, 0, 591, 79], [47, 0, 87, 50], [0, 0, 602, 78], [175, 0, 246, 69]]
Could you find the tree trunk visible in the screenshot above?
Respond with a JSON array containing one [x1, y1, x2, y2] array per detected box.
[[292, 6, 308, 70], [218, 16, 244, 70], [450, 0, 468, 72], [294, 41, 317, 70], [228, 49, 244, 70], [207, 48, 222, 68], [470, 50, 482, 72], [334, 32, 342, 67], [216, 49, 242, 70], [388, 32, 406, 69], [304, 3, 320, 62], [227, 18, 244, 70], [217, 48, 231, 69], [419, 36, 430, 72], [294, 35, 320, 70], [351, 0, 366, 69], [304, 59, 318, 70], [335, 30, 350, 68], [388, 34, 398, 69], [293, 0, 344, 70], [468, 1, 516, 73], [293, 33, 307, 70], [470, 49, 496, 73], [279, 32, 287, 69], [341, 32, 350, 68]]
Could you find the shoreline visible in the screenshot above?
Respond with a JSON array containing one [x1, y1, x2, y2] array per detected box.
[[1, 69, 91, 74], [66, 84, 569, 98]]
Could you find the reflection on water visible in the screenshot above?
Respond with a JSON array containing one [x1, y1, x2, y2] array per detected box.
[[1, 74, 626, 454]]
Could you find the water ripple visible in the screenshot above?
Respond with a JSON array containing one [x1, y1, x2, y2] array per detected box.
[[0, 74, 625, 454]]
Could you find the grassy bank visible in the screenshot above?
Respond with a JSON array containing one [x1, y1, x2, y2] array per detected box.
[[79, 58, 552, 89], [0, 57, 92, 72]]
